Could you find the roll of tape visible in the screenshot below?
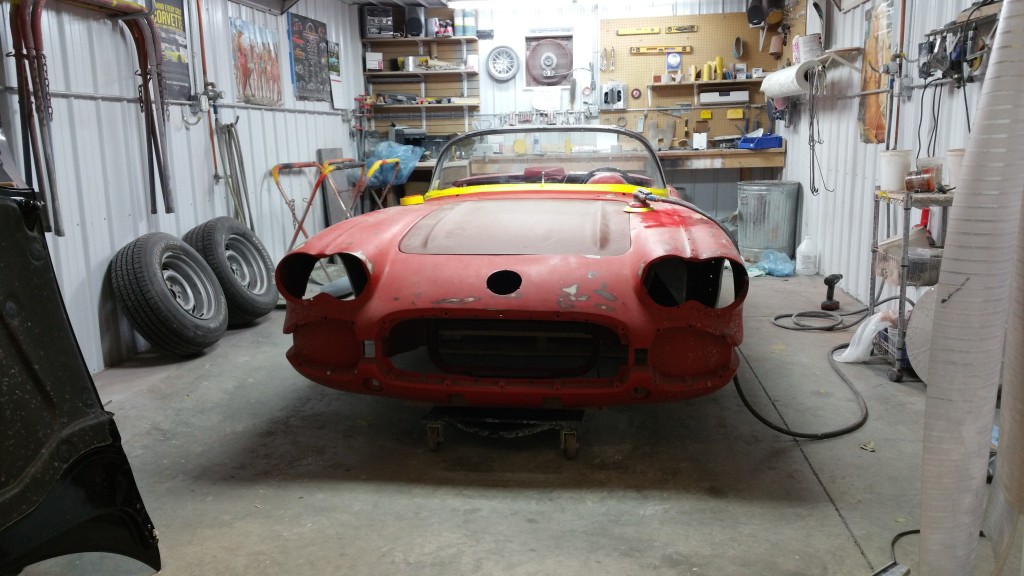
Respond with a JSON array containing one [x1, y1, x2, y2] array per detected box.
[[733, 36, 744, 58], [769, 34, 784, 58]]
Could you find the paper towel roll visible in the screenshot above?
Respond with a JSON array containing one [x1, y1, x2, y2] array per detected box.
[[760, 60, 822, 98]]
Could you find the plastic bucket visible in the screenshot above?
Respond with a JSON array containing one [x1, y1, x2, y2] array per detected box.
[[916, 156, 944, 189], [737, 180, 800, 261], [453, 9, 464, 37], [946, 148, 965, 189], [879, 149, 911, 192]]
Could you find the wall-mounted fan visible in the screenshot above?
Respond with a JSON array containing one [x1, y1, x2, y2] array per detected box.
[[524, 36, 573, 87]]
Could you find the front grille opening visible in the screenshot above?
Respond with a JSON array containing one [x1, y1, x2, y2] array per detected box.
[[386, 319, 628, 379], [277, 252, 369, 301], [643, 257, 726, 308], [486, 270, 522, 295]]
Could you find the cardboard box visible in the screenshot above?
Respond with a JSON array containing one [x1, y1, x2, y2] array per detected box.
[[365, 51, 383, 71]]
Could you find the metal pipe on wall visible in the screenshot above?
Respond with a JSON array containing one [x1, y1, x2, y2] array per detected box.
[[21, 0, 64, 236], [194, 0, 219, 177], [8, 4, 51, 233]]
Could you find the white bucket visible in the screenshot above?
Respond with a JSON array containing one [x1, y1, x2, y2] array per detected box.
[[946, 148, 965, 189], [879, 149, 912, 192]]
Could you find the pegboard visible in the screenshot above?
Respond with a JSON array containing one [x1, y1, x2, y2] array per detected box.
[[598, 5, 805, 146]]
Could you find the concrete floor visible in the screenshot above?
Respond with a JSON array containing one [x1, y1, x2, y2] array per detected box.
[[23, 275, 1000, 575]]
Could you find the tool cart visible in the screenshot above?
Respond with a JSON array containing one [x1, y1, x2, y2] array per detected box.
[[869, 188, 954, 382]]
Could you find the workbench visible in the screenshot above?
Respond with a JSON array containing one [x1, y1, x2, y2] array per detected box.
[[656, 143, 786, 170], [411, 143, 786, 176]]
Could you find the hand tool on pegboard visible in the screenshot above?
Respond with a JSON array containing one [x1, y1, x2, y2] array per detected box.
[[616, 27, 659, 35], [629, 46, 693, 54], [665, 25, 697, 34]]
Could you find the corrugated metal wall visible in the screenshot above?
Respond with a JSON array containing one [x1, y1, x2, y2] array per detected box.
[[0, 0, 363, 372], [779, 0, 979, 305]]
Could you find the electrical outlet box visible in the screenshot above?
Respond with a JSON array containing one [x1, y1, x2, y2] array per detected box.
[[600, 82, 626, 110]]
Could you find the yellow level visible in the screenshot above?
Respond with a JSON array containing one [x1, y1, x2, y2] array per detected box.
[[666, 25, 698, 33], [629, 46, 693, 54], [617, 27, 660, 35]]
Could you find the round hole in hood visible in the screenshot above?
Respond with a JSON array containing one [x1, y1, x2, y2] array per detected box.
[[487, 270, 522, 295]]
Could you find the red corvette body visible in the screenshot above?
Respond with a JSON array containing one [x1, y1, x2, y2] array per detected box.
[[277, 127, 747, 408]]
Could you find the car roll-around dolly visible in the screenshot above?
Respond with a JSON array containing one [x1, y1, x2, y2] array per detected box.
[[423, 407, 585, 460]]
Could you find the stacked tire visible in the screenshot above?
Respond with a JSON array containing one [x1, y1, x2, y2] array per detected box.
[[110, 218, 277, 356]]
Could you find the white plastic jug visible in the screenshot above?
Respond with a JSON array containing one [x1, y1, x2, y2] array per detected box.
[[795, 236, 819, 276]]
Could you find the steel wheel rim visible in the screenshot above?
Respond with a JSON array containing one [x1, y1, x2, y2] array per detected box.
[[163, 252, 217, 319], [488, 47, 517, 80], [225, 234, 269, 294]]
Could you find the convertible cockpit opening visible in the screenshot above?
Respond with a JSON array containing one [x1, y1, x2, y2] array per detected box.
[[643, 257, 747, 308], [277, 252, 370, 301], [386, 319, 628, 380], [429, 126, 667, 194]]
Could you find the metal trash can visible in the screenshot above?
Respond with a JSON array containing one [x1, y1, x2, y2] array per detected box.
[[737, 180, 799, 261]]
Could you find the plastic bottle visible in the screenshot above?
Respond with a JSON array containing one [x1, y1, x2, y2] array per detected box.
[[795, 236, 819, 276]]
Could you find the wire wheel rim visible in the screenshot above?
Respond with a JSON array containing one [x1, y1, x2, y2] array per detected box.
[[487, 47, 518, 80], [162, 252, 218, 319], [224, 234, 269, 295]]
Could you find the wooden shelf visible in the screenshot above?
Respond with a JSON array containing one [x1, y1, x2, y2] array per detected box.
[[374, 103, 480, 111], [648, 78, 763, 89], [361, 35, 478, 45], [657, 142, 786, 170], [365, 70, 479, 82]]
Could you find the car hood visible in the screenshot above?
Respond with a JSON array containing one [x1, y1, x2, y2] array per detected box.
[[297, 192, 737, 263], [399, 198, 631, 256]]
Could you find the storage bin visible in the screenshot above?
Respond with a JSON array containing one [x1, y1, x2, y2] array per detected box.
[[874, 247, 943, 286]]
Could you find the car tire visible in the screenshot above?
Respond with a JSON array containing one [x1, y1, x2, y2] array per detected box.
[[111, 232, 228, 356], [183, 217, 278, 327]]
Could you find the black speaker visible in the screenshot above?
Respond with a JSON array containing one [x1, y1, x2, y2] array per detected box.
[[406, 17, 423, 37]]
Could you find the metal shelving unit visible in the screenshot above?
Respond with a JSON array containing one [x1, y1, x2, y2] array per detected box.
[[869, 188, 954, 382]]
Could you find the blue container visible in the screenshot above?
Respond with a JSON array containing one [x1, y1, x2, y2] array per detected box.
[[738, 134, 782, 149]]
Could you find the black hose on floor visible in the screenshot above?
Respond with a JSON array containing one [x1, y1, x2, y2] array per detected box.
[[733, 343, 868, 440], [736, 294, 912, 439]]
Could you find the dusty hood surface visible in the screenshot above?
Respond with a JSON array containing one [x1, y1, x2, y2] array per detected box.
[[399, 198, 631, 256]]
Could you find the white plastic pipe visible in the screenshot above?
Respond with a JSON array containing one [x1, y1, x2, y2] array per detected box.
[[982, 138, 1024, 573], [919, 0, 1024, 573]]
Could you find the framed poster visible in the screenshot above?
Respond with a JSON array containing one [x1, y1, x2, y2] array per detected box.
[[289, 13, 330, 102], [154, 0, 191, 101], [328, 41, 345, 109], [230, 17, 283, 107]]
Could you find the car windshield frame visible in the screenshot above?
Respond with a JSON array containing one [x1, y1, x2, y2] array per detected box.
[[427, 126, 668, 196]]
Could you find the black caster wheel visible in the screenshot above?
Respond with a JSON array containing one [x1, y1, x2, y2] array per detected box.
[[426, 423, 443, 452], [561, 430, 579, 460], [887, 368, 904, 383]]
